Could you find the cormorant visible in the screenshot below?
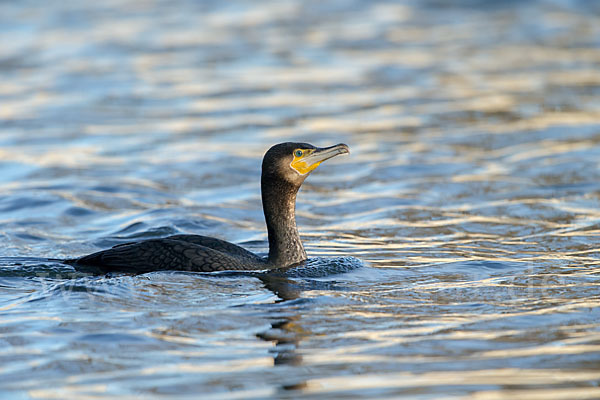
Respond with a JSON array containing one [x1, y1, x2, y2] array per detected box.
[[69, 142, 349, 273]]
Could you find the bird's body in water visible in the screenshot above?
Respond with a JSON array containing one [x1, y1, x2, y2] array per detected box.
[[69, 142, 349, 274]]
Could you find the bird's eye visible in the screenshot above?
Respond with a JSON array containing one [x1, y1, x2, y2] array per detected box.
[[294, 149, 303, 157]]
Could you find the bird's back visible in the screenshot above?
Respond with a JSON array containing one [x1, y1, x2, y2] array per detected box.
[[71, 235, 267, 274]]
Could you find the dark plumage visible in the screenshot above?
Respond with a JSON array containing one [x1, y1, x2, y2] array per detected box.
[[69, 142, 349, 273]]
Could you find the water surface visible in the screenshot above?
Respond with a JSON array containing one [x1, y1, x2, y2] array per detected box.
[[1, 0, 600, 398]]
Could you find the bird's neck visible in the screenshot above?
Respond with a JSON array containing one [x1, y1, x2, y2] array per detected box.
[[261, 175, 307, 267]]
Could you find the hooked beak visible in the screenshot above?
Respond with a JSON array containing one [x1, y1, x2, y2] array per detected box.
[[305, 143, 350, 165], [291, 143, 350, 175]]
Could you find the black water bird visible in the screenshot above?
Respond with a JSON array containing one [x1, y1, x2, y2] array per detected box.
[[69, 142, 349, 273]]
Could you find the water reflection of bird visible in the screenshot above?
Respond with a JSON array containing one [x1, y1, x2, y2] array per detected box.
[[69, 142, 349, 273]]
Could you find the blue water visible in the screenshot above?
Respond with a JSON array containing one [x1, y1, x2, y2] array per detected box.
[[2, 0, 600, 398]]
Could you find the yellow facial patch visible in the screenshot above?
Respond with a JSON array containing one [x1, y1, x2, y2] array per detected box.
[[290, 149, 320, 175]]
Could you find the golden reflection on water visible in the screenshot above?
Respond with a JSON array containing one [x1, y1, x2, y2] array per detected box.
[[302, 370, 600, 399]]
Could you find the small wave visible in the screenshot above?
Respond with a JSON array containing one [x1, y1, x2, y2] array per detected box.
[[263, 256, 366, 278], [0, 257, 86, 279]]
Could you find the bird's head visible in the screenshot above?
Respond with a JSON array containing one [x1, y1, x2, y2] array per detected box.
[[262, 142, 350, 186]]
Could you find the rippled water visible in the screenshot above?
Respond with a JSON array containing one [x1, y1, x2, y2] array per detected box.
[[2, 0, 600, 398]]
